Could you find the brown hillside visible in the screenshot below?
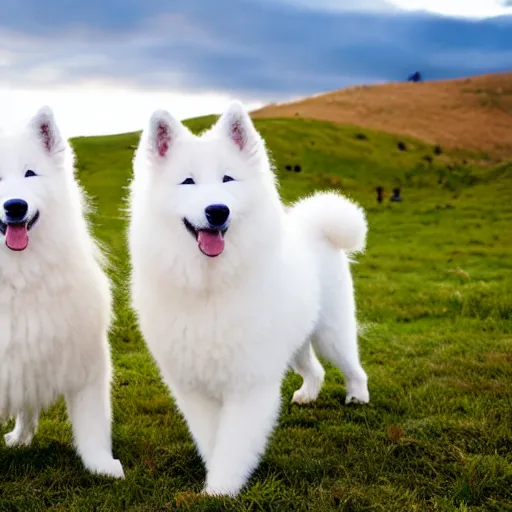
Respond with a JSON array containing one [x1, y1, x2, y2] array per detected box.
[[251, 73, 512, 158]]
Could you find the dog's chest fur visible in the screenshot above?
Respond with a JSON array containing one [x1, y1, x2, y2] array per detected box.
[[138, 263, 320, 398], [0, 260, 109, 418]]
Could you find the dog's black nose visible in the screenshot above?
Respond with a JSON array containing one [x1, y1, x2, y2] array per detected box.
[[4, 199, 28, 223], [205, 204, 230, 228]]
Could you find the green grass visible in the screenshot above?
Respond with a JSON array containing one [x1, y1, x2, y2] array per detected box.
[[1, 116, 512, 511]]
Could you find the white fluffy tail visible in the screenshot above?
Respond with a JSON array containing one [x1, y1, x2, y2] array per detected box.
[[289, 191, 368, 252]]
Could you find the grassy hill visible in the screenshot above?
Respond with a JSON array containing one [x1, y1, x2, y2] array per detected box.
[[252, 72, 512, 159], [1, 116, 511, 511]]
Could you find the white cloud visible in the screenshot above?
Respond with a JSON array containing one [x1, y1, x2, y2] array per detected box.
[[389, 0, 512, 18], [0, 85, 264, 138], [279, 0, 512, 17], [0, 50, 15, 67]]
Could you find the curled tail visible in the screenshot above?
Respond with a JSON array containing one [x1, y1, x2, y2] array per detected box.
[[288, 191, 368, 252]]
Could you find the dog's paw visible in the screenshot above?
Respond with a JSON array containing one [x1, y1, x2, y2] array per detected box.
[[345, 395, 370, 405], [291, 387, 318, 405], [345, 390, 370, 405], [345, 378, 370, 405], [86, 457, 125, 479], [4, 430, 33, 448], [202, 485, 237, 498], [291, 373, 324, 405]]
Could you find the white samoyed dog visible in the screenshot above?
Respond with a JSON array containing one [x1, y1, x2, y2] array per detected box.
[[0, 107, 124, 478], [129, 101, 369, 496]]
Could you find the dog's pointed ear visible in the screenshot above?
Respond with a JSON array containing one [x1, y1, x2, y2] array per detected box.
[[146, 109, 186, 160], [28, 106, 65, 156], [215, 101, 262, 154]]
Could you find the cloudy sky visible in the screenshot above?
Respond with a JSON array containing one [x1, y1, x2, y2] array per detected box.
[[1, 0, 511, 137]]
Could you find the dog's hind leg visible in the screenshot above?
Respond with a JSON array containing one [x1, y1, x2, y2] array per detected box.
[[65, 345, 124, 478], [290, 341, 325, 404], [204, 384, 281, 496], [312, 307, 369, 404], [173, 389, 221, 466], [313, 322, 369, 404], [4, 409, 39, 447], [313, 257, 369, 404]]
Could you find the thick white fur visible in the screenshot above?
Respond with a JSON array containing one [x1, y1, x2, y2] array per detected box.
[[129, 101, 369, 496], [0, 107, 123, 478], [290, 192, 367, 253]]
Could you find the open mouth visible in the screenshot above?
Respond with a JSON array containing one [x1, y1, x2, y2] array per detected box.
[[183, 218, 228, 258], [0, 211, 40, 251]]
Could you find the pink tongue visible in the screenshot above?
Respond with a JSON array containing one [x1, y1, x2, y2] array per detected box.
[[5, 224, 29, 251], [197, 230, 225, 257]]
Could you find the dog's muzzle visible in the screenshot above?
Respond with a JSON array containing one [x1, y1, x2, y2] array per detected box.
[[0, 199, 40, 251], [183, 204, 231, 258]]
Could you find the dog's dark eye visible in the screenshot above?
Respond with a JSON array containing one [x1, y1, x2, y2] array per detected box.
[[222, 175, 234, 183], [180, 177, 195, 185], [25, 170, 37, 178]]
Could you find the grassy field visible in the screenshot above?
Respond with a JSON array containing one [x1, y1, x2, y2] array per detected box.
[[1, 116, 511, 511]]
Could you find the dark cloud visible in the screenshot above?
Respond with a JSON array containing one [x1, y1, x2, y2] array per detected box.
[[0, 0, 511, 99]]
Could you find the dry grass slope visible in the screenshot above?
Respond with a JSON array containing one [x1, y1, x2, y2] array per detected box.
[[252, 72, 512, 159]]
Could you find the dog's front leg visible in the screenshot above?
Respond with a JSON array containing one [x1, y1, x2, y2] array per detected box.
[[4, 409, 39, 447], [203, 384, 281, 497], [65, 343, 124, 479], [173, 388, 222, 467]]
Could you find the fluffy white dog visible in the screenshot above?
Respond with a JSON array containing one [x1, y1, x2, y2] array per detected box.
[[129, 101, 369, 495], [0, 107, 123, 478]]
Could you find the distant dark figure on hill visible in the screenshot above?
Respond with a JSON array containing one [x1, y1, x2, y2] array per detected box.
[[408, 71, 422, 83], [390, 187, 402, 202], [376, 186, 384, 204]]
